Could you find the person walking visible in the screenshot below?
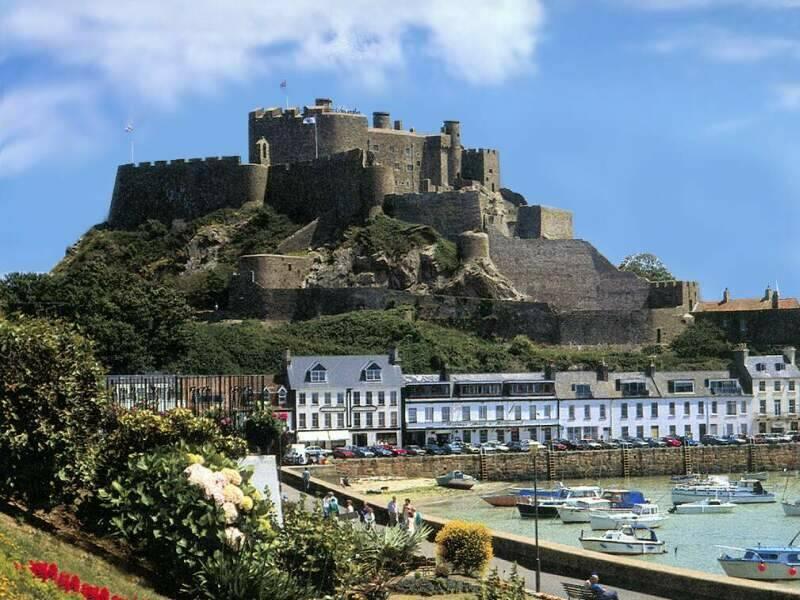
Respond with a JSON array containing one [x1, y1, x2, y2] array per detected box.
[[322, 492, 332, 518], [588, 574, 619, 600], [387, 496, 399, 527], [302, 467, 311, 492], [363, 506, 376, 530], [328, 494, 340, 518], [407, 507, 417, 533], [400, 498, 411, 530], [345, 499, 355, 513]]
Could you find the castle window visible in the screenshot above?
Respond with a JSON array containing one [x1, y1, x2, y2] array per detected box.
[[489, 168, 493, 173], [407, 164, 413, 171]]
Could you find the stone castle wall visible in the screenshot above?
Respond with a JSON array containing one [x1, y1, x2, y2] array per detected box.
[[695, 307, 800, 347], [462, 148, 500, 192], [384, 191, 485, 240], [108, 157, 267, 229], [516, 205, 573, 240], [237, 254, 312, 289]]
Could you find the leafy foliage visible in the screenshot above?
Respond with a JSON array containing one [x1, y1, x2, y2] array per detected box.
[[479, 565, 529, 600], [0, 317, 111, 506], [619, 253, 674, 282], [0, 530, 75, 600], [389, 575, 479, 596], [243, 408, 286, 454], [670, 320, 732, 360], [435, 520, 493, 576]]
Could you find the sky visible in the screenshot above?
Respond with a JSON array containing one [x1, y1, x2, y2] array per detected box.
[[1, 0, 799, 301]]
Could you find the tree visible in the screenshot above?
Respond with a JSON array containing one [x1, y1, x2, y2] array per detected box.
[[618, 253, 674, 282], [670, 320, 731, 359]]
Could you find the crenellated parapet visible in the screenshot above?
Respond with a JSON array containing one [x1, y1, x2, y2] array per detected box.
[[462, 147, 500, 192]]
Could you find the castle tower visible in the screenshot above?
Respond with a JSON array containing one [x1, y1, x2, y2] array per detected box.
[[443, 120, 462, 185], [255, 137, 270, 166]]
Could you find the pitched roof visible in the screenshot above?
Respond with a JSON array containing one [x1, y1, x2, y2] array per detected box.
[[286, 355, 404, 388], [744, 355, 800, 379], [694, 297, 800, 312]]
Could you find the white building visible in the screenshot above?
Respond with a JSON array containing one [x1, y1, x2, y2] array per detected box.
[[285, 352, 404, 448], [555, 365, 750, 441], [402, 371, 560, 445], [736, 346, 800, 434]]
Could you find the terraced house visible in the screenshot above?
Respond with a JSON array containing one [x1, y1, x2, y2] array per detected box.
[[735, 346, 800, 434], [284, 351, 404, 448]]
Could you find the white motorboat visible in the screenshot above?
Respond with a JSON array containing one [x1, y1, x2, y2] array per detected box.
[[557, 498, 612, 523], [517, 485, 602, 519], [783, 500, 800, 516], [589, 503, 666, 530], [580, 525, 666, 555], [744, 471, 768, 481], [670, 497, 735, 515], [671, 478, 776, 505], [718, 532, 800, 580]]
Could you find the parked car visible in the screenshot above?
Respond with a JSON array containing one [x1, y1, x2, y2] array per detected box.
[[722, 435, 748, 446], [424, 444, 447, 455], [612, 438, 632, 448], [354, 446, 375, 458], [549, 440, 569, 451], [405, 445, 427, 456], [701, 435, 728, 446], [678, 436, 699, 447], [628, 438, 650, 448], [507, 441, 525, 452], [332, 446, 356, 459], [305, 445, 332, 459], [601, 439, 621, 449], [554, 438, 577, 451], [482, 441, 510, 453], [661, 436, 682, 448], [384, 445, 408, 456], [464, 443, 483, 454], [644, 437, 667, 448], [370, 445, 394, 457], [443, 443, 463, 454]]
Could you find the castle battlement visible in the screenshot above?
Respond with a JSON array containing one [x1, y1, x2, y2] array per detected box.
[[119, 156, 247, 171], [464, 148, 498, 155]]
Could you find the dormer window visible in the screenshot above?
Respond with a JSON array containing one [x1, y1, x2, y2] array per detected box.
[[363, 362, 382, 382], [309, 363, 327, 383], [756, 363, 766, 372], [777, 363, 786, 371]]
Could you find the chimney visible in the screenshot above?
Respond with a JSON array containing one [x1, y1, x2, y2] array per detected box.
[[772, 290, 780, 309], [315, 98, 333, 109], [372, 111, 391, 129], [722, 288, 730, 303], [733, 343, 749, 369], [645, 357, 656, 378], [389, 346, 401, 365], [439, 362, 450, 382], [394, 119, 403, 130], [544, 362, 556, 381], [283, 349, 292, 368], [785, 347, 797, 366], [597, 361, 609, 382], [763, 285, 772, 302]]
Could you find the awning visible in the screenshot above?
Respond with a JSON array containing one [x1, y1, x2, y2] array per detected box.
[[297, 430, 350, 442]]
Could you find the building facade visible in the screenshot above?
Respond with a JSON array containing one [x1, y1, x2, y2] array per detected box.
[[284, 352, 404, 448], [735, 346, 800, 434]]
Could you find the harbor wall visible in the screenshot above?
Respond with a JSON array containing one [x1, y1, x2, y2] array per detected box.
[[282, 468, 800, 600], [307, 444, 800, 481]]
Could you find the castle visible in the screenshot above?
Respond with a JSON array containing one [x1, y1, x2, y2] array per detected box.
[[107, 97, 707, 346]]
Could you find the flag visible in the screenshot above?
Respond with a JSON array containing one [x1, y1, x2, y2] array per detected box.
[[302, 116, 316, 125], [280, 80, 287, 89], [124, 123, 134, 133]]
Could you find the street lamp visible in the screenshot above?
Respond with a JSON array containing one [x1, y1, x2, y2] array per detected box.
[[530, 442, 541, 592]]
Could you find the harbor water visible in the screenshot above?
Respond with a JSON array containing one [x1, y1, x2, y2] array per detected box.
[[415, 472, 800, 588]]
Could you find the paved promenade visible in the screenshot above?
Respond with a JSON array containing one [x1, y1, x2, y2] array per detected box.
[[281, 481, 667, 600]]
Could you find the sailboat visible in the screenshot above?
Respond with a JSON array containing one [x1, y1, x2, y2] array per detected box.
[[781, 470, 800, 516]]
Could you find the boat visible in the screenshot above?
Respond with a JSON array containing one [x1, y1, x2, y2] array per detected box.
[[671, 478, 776, 505], [579, 524, 666, 555], [435, 470, 476, 490], [671, 473, 702, 483], [481, 484, 563, 507], [718, 532, 800, 580], [670, 497, 736, 514], [744, 471, 768, 481], [557, 489, 647, 523], [517, 486, 602, 519], [589, 503, 666, 530], [782, 500, 800, 516]]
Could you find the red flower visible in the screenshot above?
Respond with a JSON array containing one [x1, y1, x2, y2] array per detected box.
[[47, 562, 58, 580], [71, 574, 82, 591]]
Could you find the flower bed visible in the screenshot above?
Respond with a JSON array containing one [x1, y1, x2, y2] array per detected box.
[[25, 560, 132, 600]]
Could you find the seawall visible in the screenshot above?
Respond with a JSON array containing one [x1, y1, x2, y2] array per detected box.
[[305, 444, 800, 482], [282, 468, 800, 600]]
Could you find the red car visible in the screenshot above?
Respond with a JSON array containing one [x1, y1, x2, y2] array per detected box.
[[549, 440, 568, 451], [383, 445, 408, 456], [332, 447, 356, 459], [662, 436, 682, 447]]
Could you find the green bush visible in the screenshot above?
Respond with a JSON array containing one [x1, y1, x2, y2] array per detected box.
[[243, 408, 285, 454], [479, 565, 529, 600], [0, 317, 111, 506], [98, 444, 271, 593], [435, 520, 493, 576], [390, 575, 478, 596]]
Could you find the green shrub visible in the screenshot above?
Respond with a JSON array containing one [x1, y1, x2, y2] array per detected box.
[[479, 565, 529, 600], [98, 444, 271, 593], [390, 575, 478, 596], [435, 520, 493, 576], [243, 409, 286, 454], [0, 317, 111, 506]]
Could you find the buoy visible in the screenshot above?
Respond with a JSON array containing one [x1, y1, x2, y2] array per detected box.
[[758, 562, 767, 572], [789, 567, 797, 577]]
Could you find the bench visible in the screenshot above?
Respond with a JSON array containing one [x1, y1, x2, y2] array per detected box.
[[562, 582, 598, 600]]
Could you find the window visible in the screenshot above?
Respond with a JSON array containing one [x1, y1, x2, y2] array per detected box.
[[324, 413, 331, 428], [378, 412, 385, 427], [711, 401, 718, 415], [479, 406, 488, 420], [698, 401, 705, 415], [425, 407, 434, 421], [741, 400, 747, 414], [741, 423, 748, 435], [299, 414, 307, 428], [791, 381, 797, 392], [636, 403, 644, 419], [496, 405, 504, 420], [298, 393, 306, 405], [669, 402, 676, 417], [366, 391, 373, 405], [669, 425, 676, 436], [621, 403, 628, 419], [480, 429, 488, 443], [775, 400, 782, 416], [710, 379, 740, 395], [684, 402, 690, 416], [684, 424, 692, 436], [636, 426, 644, 438], [364, 363, 382, 382], [390, 391, 398, 405], [621, 381, 648, 397], [671, 380, 695, 394], [759, 381, 767, 392], [544, 405, 552, 418], [790, 399, 797, 414], [353, 391, 361, 405], [366, 413, 373, 427], [756, 363, 766, 372], [496, 429, 504, 441], [462, 406, 471, 421], [324, 392, 331, 405], [514, 406, 522, 420], [760, 399, 767, 414], [529, 404, 537, 419], [599, 404, 606, 420], [568, 406, 575, 420], [353, 413, 361, 427], [408, 408, 417, 423], [458, 383, 502, 396], [312, 414, 319, 429], [651, 425, 660, 438], [337, 392, 344, 405], [777, 363, 786, 371], [726, 401, 737, 416], [510, 382, 555, 395], [391, 412, 398, 427], [337, 413, 344, 428], [311, 393, 319, 405], [651, 403, 659, 418], [775, 381, 782, 392], [309, 364, 328, 383], [584, 405, 591, 420], [574, 384, 592, 398], [378, 391, 385, 405], [621, 426, 629, 438], [441, 407, 451, 422]]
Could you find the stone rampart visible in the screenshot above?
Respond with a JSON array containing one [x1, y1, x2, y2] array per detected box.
[[282, 468, 800, 600], [516, 205, 573, 240], [108, 157, 267, 229], [384, 191, 485, 240], [696, 307, 800, 347], [237, 254, 312, 289]]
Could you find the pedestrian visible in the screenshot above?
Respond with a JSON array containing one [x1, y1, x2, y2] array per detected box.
[[328, 494, 340, 518], [414, 506, 423, 530], [588, 574, 619, 600], [302, 467, 311, 492], [345, 499, 355, 513], [322, 492, 332, 518], [407, 507, 417, 533], [387, 496, 399, 527], [364, 506, 376, 530], [400, 498, 411, 530]]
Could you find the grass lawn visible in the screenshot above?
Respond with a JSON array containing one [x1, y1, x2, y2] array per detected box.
[[0, 511, 171, 599]]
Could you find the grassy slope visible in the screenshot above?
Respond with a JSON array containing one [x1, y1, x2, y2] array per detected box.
[[0, 512, 170, 599]]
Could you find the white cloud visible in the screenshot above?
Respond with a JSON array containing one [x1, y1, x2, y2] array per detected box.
[[774, 83, 800, 109], [650, 27, 800, 62], [0, 0, 544, 175]]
